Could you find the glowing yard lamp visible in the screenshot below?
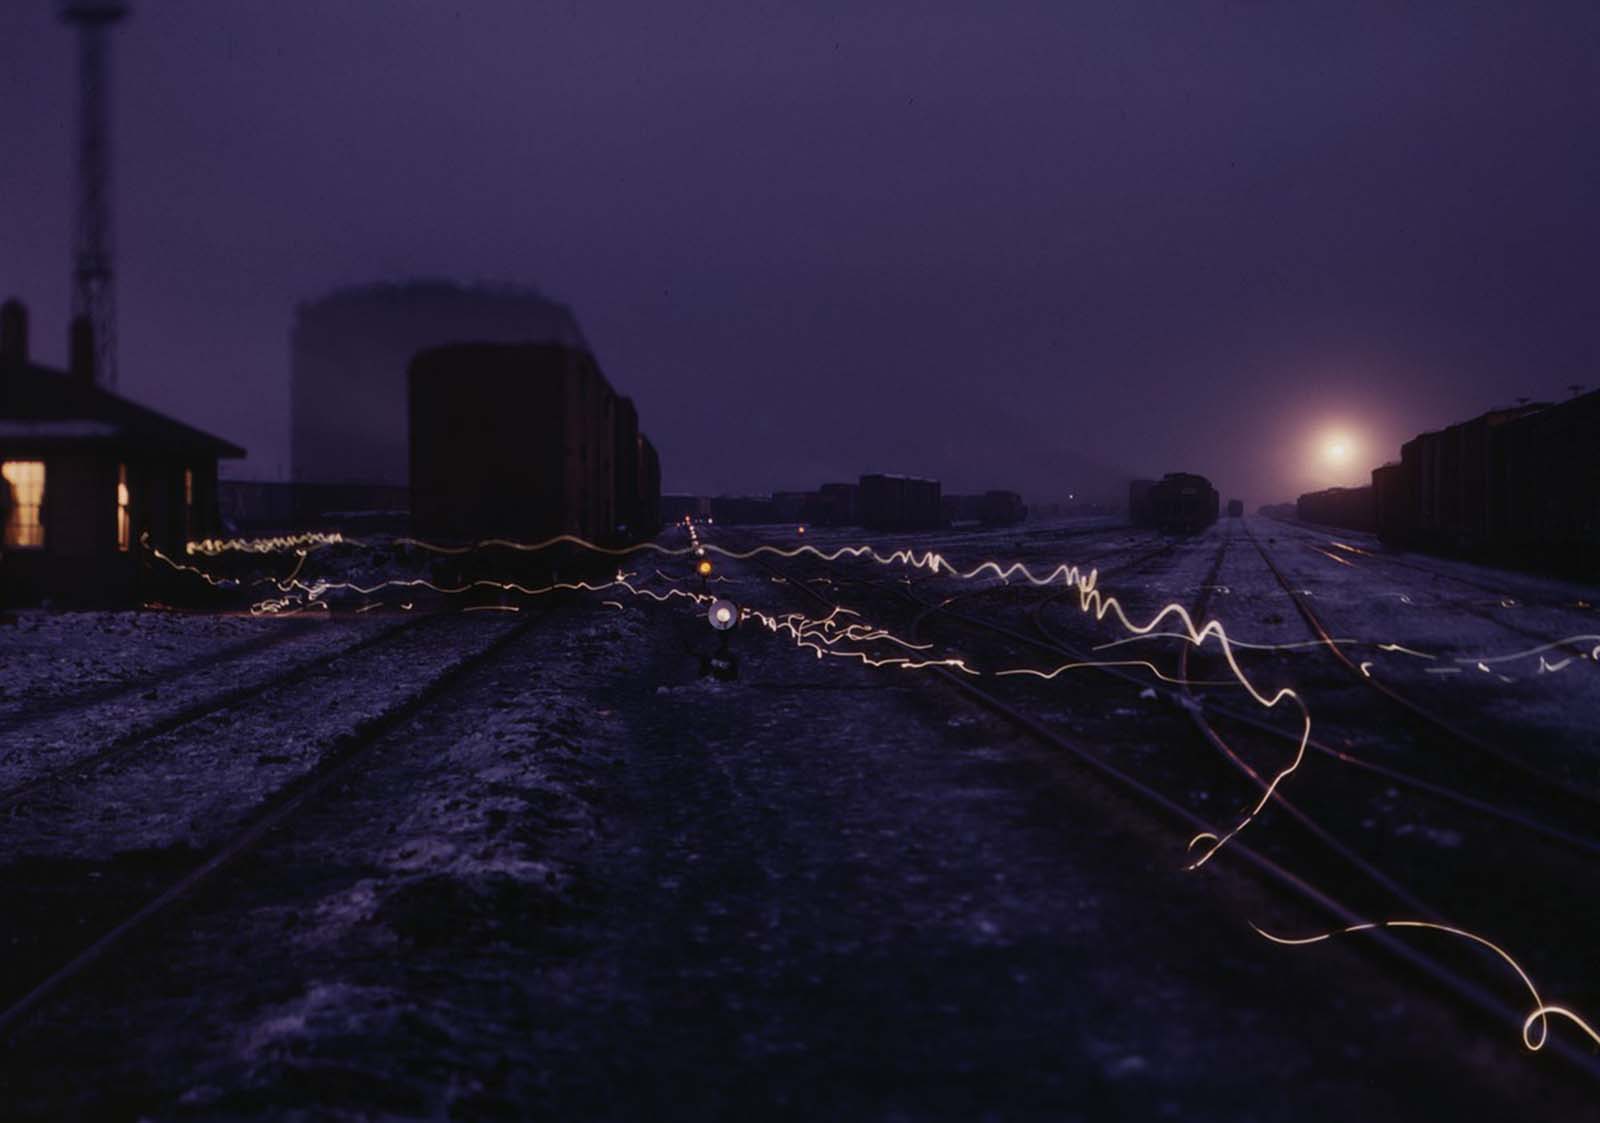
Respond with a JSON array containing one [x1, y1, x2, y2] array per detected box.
[[696, 558, 713, 578], [708, 598, 738, 631]]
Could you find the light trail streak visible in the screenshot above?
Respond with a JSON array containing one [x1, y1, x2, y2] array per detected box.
[[165, 528, 1311, 864], [1452, 636, 1600, 667], [998, 661, 1239, 688], [187, 531, 345, 556], [1252, 920, 1600, 1052], [1091, 632, 1361, 654], [155, 525, 1600, 1056], [1378, 643, 1437, 660]]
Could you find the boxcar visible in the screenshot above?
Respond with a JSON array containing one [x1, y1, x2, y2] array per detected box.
[[636, 434, 662, 537], [1128, 479, 1156, 527], [978, 489, 1027, 526], [612, 396, 641, 539], [1296, 486, 1375, 532], [1146, 473, 1219, 534], [814, 482, 858, 526], [409, 343, 617, 544], [858, 474, 942, 530]]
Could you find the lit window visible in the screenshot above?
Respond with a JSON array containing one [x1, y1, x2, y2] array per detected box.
[[117, 463, 130, 552], [2, 460, 45, 548]]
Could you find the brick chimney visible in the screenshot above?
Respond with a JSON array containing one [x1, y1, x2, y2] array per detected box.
[[70, 315, 96, 383], [0, 299, 26, 369]]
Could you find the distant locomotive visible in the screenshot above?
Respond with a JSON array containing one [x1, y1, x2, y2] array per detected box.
[[1226, 498, 1244, 518], [1131, 473, 1219, 533]]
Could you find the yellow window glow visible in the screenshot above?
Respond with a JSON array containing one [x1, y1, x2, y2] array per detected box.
[[117, 463, 130, 552], [2, 460, 45, 548]]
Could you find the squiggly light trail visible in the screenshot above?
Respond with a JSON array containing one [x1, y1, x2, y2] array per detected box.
[[157, 526, 1598, 1054], [1253, 920, 1600, 1052]]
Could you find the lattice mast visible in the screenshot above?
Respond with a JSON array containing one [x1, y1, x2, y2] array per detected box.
[[61, 0, 129, 391]]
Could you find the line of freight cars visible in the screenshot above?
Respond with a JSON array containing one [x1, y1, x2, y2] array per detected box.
[[1370, 390, 1600, 575], [1129, 473, 1220, 533], [667, 479, 1029, 531], [408, 342, 660, 545], [1296, 485, 1375, 532]]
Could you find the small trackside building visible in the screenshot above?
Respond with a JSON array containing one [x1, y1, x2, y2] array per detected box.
[[0, 301, 245, 605]]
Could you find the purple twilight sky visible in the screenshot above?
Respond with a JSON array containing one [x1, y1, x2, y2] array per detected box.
[[2, 1, 1596, 507]]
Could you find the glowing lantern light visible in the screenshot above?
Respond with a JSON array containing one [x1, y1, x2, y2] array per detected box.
[[708, 598, 738, 631]]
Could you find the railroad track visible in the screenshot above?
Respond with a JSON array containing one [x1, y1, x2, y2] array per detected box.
[[0, 612, 436, 815], [0, 616, 321, 733], [0, 609, 543, 1039], [1244, 519, 1600, 808], [721, 524, 1600, 1083], [1265, 519, 1598, 662], [1265, 516, 1598, 611], [1002, 539, 1600, 862]]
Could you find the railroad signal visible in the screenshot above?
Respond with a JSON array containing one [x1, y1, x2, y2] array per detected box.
[[703, 597, 740, 680], [708, 598, 738, 631]]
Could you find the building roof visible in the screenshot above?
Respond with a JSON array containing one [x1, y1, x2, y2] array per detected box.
[[0, 361, 245, 458]]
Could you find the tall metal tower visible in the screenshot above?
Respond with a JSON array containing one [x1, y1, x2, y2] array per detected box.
[[61, 0, 129, 391]]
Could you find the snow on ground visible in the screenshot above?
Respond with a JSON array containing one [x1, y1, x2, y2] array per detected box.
[[2, 532, 1598, 1118], [0, 615, 521, 859], [0, 610, 310, 713], [1247, 518, 1600, 768], [0, 615, 402, 788]]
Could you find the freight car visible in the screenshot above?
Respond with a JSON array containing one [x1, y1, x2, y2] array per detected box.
[[942, 494, 983, 526], [978, 489, 1027, 526], [1296, 485, 1375, 532], [1145, 473, 1219, 534], [858, 474, 942, 530], [636, 435, 661, 537], [613, 396, 641, 539], [409, 343, 659, 546], [813, 483, 857, 526], [1128, 478, 1156, 527], [1375, 393, 1599, 574], [771, 491, 814, 524]]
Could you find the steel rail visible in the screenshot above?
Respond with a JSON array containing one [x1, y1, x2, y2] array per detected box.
[[731, 532, 1600, 1084], [0, 612, 539, 1039]]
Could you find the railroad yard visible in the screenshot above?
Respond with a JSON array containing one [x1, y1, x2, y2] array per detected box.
[[0, 517, 1595, 1120]]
